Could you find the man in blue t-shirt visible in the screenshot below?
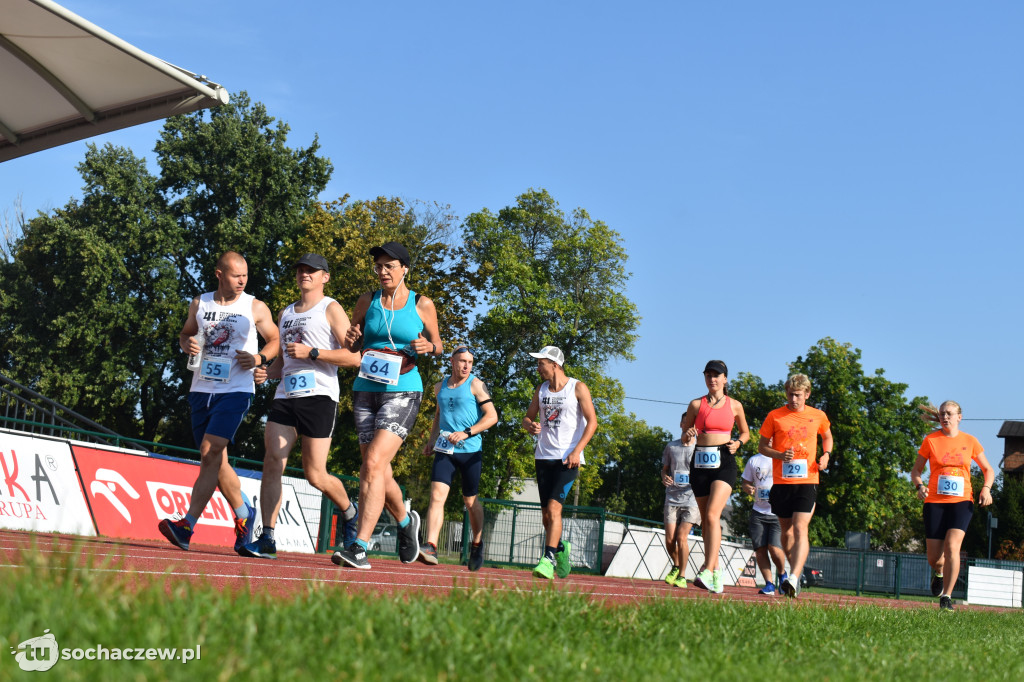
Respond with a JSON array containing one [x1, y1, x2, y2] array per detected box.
[[417, 346, 498, 570]]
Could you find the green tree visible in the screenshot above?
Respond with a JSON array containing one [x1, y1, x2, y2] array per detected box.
[[592, 417, 673, 520], [0, 144, 183, 441], [730, 338, 931, 550], [155, 90, 332, 301], [462, 189, 641, 501]]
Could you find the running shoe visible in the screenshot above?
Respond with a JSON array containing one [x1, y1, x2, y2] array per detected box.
[[158, 518, 193, 551], [693, 568, 713, 591], [665, 567, 680, 585], [673, 575, 688, 589], [554, 541, 572, 579], [930, 572, 943, 597], [778, 571, 788, 588], [468, 542, 484, 572], [233, 505, 257, 555], [398, 510, 421, 564], [332, 542, 371, 570], [781, 578, 800, 598], [239, 533, 276, 560], [533, 557, 555, 579], [341, 502, 359, 548], [759, 582, 776, 596], [418, 542, 439, 565], [709, 569, 724, 594], [939, 595, 954, 612]]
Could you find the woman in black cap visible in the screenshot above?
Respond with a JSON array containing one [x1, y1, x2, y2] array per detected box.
[[332, 241, 442, 570], [680, 360, 750, 593]]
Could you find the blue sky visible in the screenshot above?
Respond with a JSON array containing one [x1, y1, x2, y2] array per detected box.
[[4, 1, 1022, 464]]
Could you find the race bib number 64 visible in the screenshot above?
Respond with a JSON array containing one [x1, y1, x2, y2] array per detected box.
[[358, 350, 401, 386]]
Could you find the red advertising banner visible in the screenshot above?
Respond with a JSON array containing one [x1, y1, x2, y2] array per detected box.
[[73, 445, 236, 547]]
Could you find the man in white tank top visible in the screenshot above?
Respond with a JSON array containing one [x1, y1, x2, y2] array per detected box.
[[159, 252, 280, 554], [240, 254, 362, 560], [521, 346, 598, 580]]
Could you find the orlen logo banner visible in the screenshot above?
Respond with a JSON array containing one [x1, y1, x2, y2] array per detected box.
[[0, 431, 96, 535], [73, 446, 237, 546]]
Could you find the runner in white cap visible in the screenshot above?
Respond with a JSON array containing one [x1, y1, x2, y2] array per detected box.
[[522, 346, 598, 580]]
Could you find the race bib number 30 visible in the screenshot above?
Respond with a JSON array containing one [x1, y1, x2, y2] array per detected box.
[[782, 460, 809, 479], [673, 473, 690, 486], [358, 350, 401, 386], [937, 475, 965, 497], [694, 447, 720, 469], [200, 359, 230, 383], [284, 369, 315, 397]]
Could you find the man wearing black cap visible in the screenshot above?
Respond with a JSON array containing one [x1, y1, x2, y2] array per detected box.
[[160, 251, 280, 554], [332, 241, 443, 570], [240, 253, 362, 560], [416, 345, 498, 570], [521, 345, 598, 579]]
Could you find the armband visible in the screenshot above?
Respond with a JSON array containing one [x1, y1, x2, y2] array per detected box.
[[477, 399, 493, 406]]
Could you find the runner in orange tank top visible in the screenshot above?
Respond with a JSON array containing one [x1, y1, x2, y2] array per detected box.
[[910, 400, 994, 611]]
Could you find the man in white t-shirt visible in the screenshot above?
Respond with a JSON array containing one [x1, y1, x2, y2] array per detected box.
[[741, 452, 788, 595], [521, 346, 598, 580]]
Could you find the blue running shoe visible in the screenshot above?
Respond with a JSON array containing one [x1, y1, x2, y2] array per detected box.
[[239, 533, 277, 560], [759, 582, 776, 596], [234, 505, 257, 555], [158, 517, 192, 551], [341, 502, 359, 548]]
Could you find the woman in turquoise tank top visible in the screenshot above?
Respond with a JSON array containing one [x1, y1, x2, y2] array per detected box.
[[331, 241, 442, 570]]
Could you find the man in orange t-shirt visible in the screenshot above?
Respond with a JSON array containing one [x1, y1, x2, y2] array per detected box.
[[758, 373, 833, 598]]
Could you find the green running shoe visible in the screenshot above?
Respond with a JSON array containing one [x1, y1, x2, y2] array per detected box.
[[674, 575, 688, 589], [710, 569, 724, 594], [665, 567, 680, 585], [694, 568, 713, 591], [533, 556, 555, 579], [554, 541, 572, 578]]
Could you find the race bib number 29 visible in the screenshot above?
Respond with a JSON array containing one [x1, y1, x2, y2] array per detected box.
[[782, 460, 808, 479]]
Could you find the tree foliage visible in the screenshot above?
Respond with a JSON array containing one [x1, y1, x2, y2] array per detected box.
[[0, 144, 182, 440], [731, 338, 931, 550], [463, 189, 641, 501], [592, 417, 673, 519]]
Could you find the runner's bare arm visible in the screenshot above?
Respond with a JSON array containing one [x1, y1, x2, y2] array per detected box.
[[564, 380, 599, 467], [179, 297, 201, 354], [237, 299, 280, 369], [818, 428, 834, 470], [411, 295, 443, 357], [522, 386, 542, 435], [727, 401, 751, 453], [680, 399, 700, 441], [286, 300, 361, 368], [344, 293, 372, 352], [423, 381, 443, 456]]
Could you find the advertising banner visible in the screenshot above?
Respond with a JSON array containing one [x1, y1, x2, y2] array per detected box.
[[73, 446, 314, 552], [0, 430, 95, 535]]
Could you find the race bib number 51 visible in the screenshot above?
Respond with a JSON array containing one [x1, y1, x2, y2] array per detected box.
[[358, 350, 401, 386]]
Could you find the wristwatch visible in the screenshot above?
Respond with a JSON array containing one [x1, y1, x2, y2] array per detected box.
[[464, 428, 473, 437], [309, 348, 320, 360], [258, 353, 268, 367]]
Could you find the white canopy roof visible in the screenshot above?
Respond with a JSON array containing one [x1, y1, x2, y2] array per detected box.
[[0, 0, 228, 162]]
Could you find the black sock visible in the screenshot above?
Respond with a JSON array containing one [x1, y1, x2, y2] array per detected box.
[[545, 546, 557, 562], [263, 527, 275, 542]]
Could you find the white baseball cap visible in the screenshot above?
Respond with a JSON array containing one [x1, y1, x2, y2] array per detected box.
[[529, 345, 564, 366]]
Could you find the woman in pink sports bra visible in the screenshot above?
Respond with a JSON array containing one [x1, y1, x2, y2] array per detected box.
[[680, 360, 750, 594]]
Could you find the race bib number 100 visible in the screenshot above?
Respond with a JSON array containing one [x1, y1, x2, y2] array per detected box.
[[358, 350, 401, 386], [782, 460, 808, 479], [694, 447, 720, 469], [284, 369, 316, 397], [200, 359, 230, 383]]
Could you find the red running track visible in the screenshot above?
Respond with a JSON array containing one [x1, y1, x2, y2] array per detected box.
[[0, 529, 1003, 611]]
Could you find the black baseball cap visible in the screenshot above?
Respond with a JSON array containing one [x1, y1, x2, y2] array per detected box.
[[369, 241, 410, 266], [704, 360, 728, 376], [295, 253, 329, 273]]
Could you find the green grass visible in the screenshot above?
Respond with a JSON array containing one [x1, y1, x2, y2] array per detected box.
[[3, 544, 1022, 681]]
